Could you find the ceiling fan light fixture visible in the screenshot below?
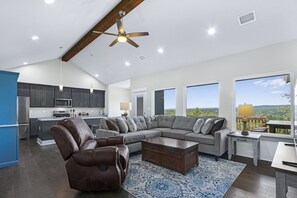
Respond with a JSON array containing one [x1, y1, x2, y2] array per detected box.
[[118, 36, 127, 43]]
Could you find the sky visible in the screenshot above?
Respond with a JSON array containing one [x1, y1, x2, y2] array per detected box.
[[162, 74, 291, 110], [236, 75, 291, 106], [187, 83, 219, 108]]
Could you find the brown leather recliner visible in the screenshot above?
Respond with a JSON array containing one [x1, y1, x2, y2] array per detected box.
[[51, 117, 129, 192]]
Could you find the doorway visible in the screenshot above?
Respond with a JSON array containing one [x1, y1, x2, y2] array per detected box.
[[132, 89, 147, 116]]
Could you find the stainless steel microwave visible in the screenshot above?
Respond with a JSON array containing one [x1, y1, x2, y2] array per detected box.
[[55, 98, 72, 108]]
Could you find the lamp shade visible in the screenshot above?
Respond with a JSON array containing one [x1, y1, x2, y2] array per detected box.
[[120, 102, 130, 111], [237, 103, 255, 117]]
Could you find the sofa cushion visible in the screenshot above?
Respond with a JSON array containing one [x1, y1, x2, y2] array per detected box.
[[116, 117, 129, 133], [158, 116, 176, 128], [172, 116, 197, 131], [105, 119, 120, 132], [99, 118, 108, 130], [210, 118, 226, 135], [133, 116, 148, 131], [119, 132, 144, 144], [201, 118, 214, 135], [153, 128, 172, 132], [162, 129, 192, 140], [193, 118, 204, 133], [144, 116, 158, 129], [126, 117, 137, 132], [185, 133, 215, 145], [139, 130, 162, 138]]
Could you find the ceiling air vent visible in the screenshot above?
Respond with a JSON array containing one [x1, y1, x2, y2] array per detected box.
[[238, 11, 256, 25]]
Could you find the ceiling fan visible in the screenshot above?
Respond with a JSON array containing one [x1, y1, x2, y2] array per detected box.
[[93, 11, 149, 48]]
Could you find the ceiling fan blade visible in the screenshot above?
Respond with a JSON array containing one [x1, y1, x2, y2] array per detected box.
[[126, 38, 139, 48], [116, 19, 125, 34], [93, 31, 118, 36], [127, 32, 149, 37], [109, 38, 119, 47]]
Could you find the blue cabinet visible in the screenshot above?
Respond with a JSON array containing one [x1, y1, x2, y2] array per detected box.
[[0, 70, 19, 168]]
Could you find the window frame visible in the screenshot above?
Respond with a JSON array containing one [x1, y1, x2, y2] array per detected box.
[[233, 71, 295, 138], [184, 81, 220, 117], [152, 87, 177, 116]]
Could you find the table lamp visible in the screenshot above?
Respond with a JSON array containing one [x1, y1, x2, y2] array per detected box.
[[120, 102, 130, 116], [237, 103, 255, 135]]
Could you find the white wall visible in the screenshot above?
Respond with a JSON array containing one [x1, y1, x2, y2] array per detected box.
[[8, 59, 106, 90], [107, 86, 130, 117], [130, 39, 297, 161]]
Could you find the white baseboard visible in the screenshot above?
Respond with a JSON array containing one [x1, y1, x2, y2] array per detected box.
[[37, 138, 55, 146]]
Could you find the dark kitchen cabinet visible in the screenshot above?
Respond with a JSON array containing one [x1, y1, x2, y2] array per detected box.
[[17, 83, 30, 97], [30, 84, 55, 107], [90, 90, 105, 108], [54, 87, 72, 99], [30, 118, 39, 137], [72, 88, 90, 107]]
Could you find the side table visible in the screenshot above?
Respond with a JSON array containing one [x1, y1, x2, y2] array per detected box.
[[227, 131, 261, 166]]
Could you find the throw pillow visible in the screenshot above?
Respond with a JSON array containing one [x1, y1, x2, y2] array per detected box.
[[193, 118, 204, 133], [201, 118, 215, 135], [105, 119, 120, 132], [210, 118, 225, 135], [126, 117, 137, 132], [145, 116, 158, 129], [116, 117, 129, 133], [99, 118, 108, 130], [133, 116, 148, 131]]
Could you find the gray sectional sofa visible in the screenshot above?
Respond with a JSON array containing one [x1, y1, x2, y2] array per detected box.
[[96, 115, 231, 160]]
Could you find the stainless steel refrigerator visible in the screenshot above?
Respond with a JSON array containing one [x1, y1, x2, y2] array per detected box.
[[18, 96, 30, 139]]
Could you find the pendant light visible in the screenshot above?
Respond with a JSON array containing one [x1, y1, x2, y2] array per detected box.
[[90, 80, 94, 94], [59, 59, 63, 92]]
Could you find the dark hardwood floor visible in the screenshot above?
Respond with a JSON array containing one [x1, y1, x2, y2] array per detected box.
[[0, 139, 296, 198]]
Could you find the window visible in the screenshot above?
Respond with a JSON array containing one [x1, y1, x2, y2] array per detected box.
[[235, 74, 292, 134], [155, 88, 176, 116], [186, 83, 219, 117]]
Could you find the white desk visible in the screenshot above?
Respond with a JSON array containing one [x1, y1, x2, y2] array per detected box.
[[227, 131, 261, 166], [271, 142, 297, 198]]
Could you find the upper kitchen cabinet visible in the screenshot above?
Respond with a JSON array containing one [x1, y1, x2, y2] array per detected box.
[[54, 87, 72, 99], [90, 90, 105, 108], [71, 88, 90, 107], [17, 83, 30, 97], [30, 84, 55, 107]]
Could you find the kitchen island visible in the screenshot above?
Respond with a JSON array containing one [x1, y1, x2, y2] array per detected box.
[[37, 116, 106, 146]]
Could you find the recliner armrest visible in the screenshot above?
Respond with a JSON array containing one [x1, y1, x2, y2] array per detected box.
[[72, 146, 119, 166], [96, 136, 124, 147]]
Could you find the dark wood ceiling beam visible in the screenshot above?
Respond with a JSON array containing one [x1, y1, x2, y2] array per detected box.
[[62, 0, 144, 62]]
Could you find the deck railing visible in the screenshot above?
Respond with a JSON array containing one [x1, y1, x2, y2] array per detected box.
[[236, 117, 267, 131]]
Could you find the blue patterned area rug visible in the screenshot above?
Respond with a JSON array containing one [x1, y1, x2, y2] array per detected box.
[[123, 155, 246, 198]]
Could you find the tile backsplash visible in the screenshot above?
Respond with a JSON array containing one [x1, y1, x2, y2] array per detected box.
[[30, 107, 105, 118]]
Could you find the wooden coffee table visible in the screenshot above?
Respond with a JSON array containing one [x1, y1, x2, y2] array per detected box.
[[141, 137, 199, 174]]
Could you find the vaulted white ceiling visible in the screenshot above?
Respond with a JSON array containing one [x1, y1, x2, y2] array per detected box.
[[2, 0, 297, 85]]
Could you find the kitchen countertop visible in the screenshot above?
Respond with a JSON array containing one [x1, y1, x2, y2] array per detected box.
[[38, 116, 106, 121]]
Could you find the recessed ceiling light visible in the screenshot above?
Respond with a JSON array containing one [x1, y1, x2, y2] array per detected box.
[[23, 62, 28, 65], [207, 28, 216, 35], [157, 48, 164, 54], [125, 61, 130, 67], [95, 74, 99, 77], [45, 0, 55, 4], [31, 35, 39, 40]]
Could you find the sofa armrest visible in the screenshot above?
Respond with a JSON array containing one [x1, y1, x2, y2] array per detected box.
[[96, 129, 120, 138], [72, 146, 119, 166], [214, 128, 231, 156]]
